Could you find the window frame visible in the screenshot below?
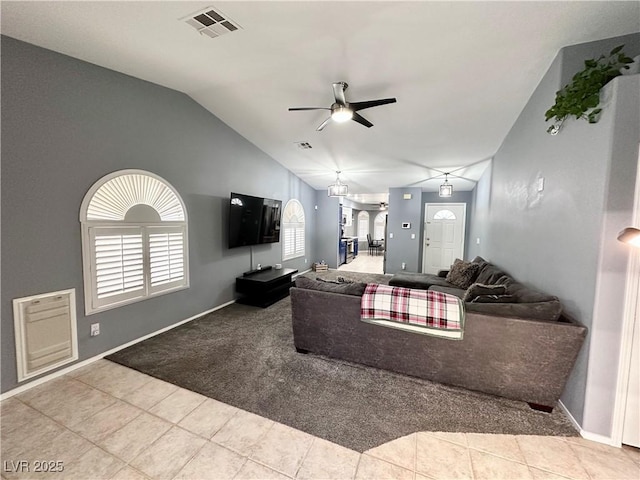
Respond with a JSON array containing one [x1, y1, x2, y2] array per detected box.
[[80, 170, 189, 315], [282, 199, 305, 261]]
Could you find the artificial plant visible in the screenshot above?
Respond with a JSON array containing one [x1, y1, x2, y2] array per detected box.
[[545, 45, 635, 134]]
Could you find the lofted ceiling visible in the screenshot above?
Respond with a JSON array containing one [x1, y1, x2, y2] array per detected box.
[[2, 1, 639, 203]]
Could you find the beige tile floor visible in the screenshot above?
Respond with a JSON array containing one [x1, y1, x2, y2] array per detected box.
[[338, 250, 385, 275], [1, 359, 639, 480]]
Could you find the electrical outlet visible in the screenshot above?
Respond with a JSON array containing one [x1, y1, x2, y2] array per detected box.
[[90, 323, 100, 337], [476, 237, 481, 245], [402, 262, 406, 270]]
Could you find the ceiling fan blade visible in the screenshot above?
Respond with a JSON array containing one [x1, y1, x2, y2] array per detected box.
[[289, 107, 330, 111], [351, 112, 373, 128], [332, 82, 348, 106], [350, 98, 397, 111], [316, 117, 332, 131]]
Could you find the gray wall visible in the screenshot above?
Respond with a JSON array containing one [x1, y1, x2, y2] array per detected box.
[[466, 33, 640, 433], [1, 36, 317, 393], [582, 73, 640, 436], [467, 162, 493, 260], [314, 192, 340, 268], [386, 187, 423, 273]]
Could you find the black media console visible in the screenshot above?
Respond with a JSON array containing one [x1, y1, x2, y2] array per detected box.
[[235, 267, 298, 308]]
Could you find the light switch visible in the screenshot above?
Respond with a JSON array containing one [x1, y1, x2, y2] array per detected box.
[[389, 233, 394, 239], [537, 177, 545, 192], [476, 237, 480, 245], [411, 233, 416, 239]]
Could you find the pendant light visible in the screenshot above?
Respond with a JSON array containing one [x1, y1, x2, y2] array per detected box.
[[328, 171, 348, 197], [439, 173, 453, 197]]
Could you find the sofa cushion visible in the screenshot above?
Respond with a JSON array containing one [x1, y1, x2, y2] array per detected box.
[[508, 282, 558, 303], [475, 263, 512, 285], [466, 299, 563, 321], [463, 283, 508, 302], [428, 285, 466, 299], [389, 272, 450, 290], [445, 259, 480, 289], [295, 276, 367, 296], [471, 294, 516, 303]]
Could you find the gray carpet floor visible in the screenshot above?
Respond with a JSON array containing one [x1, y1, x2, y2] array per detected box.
[[107, 278, 578, 452]]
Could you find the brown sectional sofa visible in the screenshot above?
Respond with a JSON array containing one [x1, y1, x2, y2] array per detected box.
[[290, 268, 587, 411]]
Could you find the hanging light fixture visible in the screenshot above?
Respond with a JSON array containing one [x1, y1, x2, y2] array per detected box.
[[439, 173, 453, 197], [327, 171, 348, 197], [617, 227, 640, 247]]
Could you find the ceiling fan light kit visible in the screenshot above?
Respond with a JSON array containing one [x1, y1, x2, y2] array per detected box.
[[328, 171, 348, 197], [331, 105, 353, 123], [289, 82, 396, 131]]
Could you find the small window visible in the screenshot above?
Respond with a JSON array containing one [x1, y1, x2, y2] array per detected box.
[[282, 199, 305, 261], [434, 209, 456, 220], [357, 211, 369, 240], [80, 170, 189, 315]]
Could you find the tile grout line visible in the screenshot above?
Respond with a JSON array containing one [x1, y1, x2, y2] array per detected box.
[[294, 436, 317, 479]]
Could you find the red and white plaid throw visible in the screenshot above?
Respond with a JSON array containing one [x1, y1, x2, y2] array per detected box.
[[360, 283, 465, 339]]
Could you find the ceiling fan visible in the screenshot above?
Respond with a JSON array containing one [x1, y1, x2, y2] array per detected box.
[[289, 82, 397, 131]]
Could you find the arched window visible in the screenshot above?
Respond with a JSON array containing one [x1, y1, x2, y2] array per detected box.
[[282, 199, 305, 261], [374, 212, 387, 240], [357, 211, 369, 240], [434, 209, 456, 220], [80, 170, 188, 315]]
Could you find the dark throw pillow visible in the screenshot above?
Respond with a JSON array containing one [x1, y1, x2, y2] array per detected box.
[[463, 283, 508, 302], [445, 259, 480, 289]]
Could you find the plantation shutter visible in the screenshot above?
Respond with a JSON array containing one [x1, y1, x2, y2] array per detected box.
[[357, 211, 369, 239], [282, 199, 305, 261], [283, 227, 296, 258], [90, 227, 145, 309], [81, 170, 189, 315], [149, 227, 187, 292], [295, 227, 305, 256]]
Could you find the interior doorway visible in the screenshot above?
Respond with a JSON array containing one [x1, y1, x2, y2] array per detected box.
[[422, 203, 466, 274]]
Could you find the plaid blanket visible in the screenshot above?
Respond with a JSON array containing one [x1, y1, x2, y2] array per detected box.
[[360, 283, 465, 339]]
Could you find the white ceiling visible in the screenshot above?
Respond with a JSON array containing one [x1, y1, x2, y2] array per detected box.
[[2, 1, 638, 203]]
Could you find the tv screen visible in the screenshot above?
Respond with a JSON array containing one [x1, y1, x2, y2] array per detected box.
[[228, 193, 282, 249]]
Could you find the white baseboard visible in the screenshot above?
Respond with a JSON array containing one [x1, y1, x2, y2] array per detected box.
[[0, 300, 236, 401], [557, 400, 619, 447]]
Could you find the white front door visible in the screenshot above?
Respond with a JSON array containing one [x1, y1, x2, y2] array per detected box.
[[422, 203, 466, 274]]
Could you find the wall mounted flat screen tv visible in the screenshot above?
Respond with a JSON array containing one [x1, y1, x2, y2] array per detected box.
[[228, 192, 282, 249]]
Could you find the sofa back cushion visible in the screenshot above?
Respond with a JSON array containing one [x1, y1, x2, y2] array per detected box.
[[294, 276, 368, 296], [463, 283, 508, 302], [475, 263, 513, 285]]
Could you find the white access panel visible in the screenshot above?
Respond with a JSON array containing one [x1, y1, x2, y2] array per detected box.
[[13, 289, 78, 382]]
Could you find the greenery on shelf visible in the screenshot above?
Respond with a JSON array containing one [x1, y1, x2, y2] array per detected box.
[[545, 45, 635, 134]]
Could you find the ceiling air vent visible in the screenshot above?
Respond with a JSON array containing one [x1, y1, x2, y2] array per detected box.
[[182, 6, 242, 39], [296, 142, 313, 150]]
